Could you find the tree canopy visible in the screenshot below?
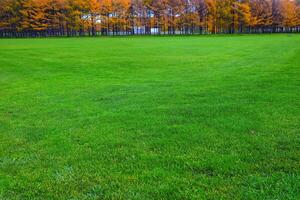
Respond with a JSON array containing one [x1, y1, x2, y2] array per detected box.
[[0, 0, 300, 37]]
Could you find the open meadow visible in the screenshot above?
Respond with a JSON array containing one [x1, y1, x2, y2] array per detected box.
[[0, 35, 300, 199]]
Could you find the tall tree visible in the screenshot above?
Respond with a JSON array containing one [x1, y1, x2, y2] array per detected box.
[[280, 0, 298, 31]]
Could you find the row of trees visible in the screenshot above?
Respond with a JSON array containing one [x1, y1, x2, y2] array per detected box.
[[0, 0, 300, 37]]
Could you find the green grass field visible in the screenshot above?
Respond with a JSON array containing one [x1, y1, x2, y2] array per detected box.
[[0, 35, 300, 199]]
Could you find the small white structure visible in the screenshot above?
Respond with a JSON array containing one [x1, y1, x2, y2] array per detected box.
[[134, 26, 145, 34], [151, 28, 159, 34]]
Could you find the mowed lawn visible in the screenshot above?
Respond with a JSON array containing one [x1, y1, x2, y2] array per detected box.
[[0, 35, 300, 200]]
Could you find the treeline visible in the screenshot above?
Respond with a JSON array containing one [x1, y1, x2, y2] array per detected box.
[[0, 0, 300, 37]]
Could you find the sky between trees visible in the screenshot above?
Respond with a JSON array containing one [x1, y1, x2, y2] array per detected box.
[[0, 0, 300, 37]]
